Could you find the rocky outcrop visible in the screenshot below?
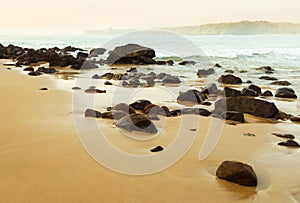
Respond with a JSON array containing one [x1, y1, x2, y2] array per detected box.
[[216, 161, 258, 187], [106, 44, 156, 65], [215, 97, 279, 118]]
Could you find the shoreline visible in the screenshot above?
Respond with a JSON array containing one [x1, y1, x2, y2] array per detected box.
[[1, 59, 300, 202]]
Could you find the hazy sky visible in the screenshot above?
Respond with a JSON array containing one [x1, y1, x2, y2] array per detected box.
[[1, 0, 300, 35]]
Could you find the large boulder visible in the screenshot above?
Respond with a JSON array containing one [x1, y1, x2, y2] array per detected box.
[[177, 89, 207, 105], [106, 44, 156, 65], [215, 97, 279, 118], [116, 113, 158, 134], [218, 75, 242, 84], [216, 161, 258, 187], [275, 88, 297, 99], [221, 111, 245, 123]]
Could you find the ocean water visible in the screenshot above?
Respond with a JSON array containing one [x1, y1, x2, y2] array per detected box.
[[0, 34, 300, 103]]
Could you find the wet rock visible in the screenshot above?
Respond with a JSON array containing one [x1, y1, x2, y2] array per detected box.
[[256, 66, 274, 73], [28, 71, 42, 76], [101, 73, 114, 80], [90, 48, 106, 57], [177, 89, 207, 105], [275, 87, 297, 99], [241, 88, 258, 97], [259, 76, 278, 81], [146, 78, 155, 87], [130, 100, 152, 111], [214, 63, 222, 68], [291, 116, 300, 122], [178, 60, 196, 65], [106, 44, 156, 65], [102, 111, 128, 120], [216, 161, 258, 187], [180, 108, 211, 117], [201, 83, 218, 95], [150, 146, 164, 152], [23, 67, 34, 72], [166, 60, 174, 66], [278, 140, 300, 148], [225, 70, 234, 74], [271, 81, 291, 86], [157, 73, 167, 80], [202, 102, 212, 106], [85, 88, 106, 94], [261, 90, 273, 97], [39, 88, 48, 91], [275, 111, 292, 120], [72, 87, 81, 90], [104, 81, 113, 85], [215, 97, 279, 118], [247, 84, 262, 95], [223, 87, 242, 97], [272, 133, 295, 139], [112, 103, 136, 114], [78, 60, 99, 70], [246, 80, 252, 84], [143, 104, 170, 116], [197, 68, 215, 76], [85, 109, 102, 118], [92, 74, 101, 79], [218, 75, 242, 84], [162, 75, 181, 84], [77, 52, 88, 59], [156, 60, 167, 65], [116, 113, 158, 134], [221, 111, 245, 123], [37, 67, 57, 74], [127, 67, 137, 72]]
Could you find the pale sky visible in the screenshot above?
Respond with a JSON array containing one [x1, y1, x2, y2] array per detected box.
[[1, 0, 300, 35]]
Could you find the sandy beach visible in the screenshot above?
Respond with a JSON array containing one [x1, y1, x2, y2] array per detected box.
[[1, 58, 300, 203]]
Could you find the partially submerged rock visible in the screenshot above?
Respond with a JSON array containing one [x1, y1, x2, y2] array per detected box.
[[272, 133, 295, 139], [197, 68, 215, 76], [278, 140, 300, 148], [216, 161, 258, 187], [177, 90, 207, 105], [275, 87, 297, 99], [218, 74, 242, 84], [116, 113, 158, 134]]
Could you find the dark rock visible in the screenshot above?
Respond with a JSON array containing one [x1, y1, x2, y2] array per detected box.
[[259, 76, 278, 81], [241, 88, 258, 97], [157, 73, 167, 80], [106, 44, 156, 65], [166, 60, 174, 66], [156, 61, 167, 65], [72, 87, 81, 90], [146, 78, 155, 87], [223, 87, 242, 97], [291, 116, 300, 122], [101, 73, 114, 80], [256, 66, 274, 72], [180, 108, 211, 117], [162, 76, 181, 84], [247, 84, 262, 95], [143, 104, 169, 116], [214, 63, 222, 68], [261, 90, 273, 97], [90, 48, 106, 56], [92, 74, 101, 79], [275, 88, 297, 99], [197, 68, 215, 76], [246, 80, 252, 84], [216, 161, 258, 187], [272, 133, 295, 139], [177, 89, 207, 105], [77, 52, 88, 59], [278, 140, 300, 148], [37, 67, 57, 74], [62, 46, 85, 52], [218, 75, 242, 84], [112, 103, 136, 114], [85, 88, 106, 94], [85, 109, 102, 118], [178, 61, 196, 65], [28, 71, 42, 76], [23, 67, 34, 72], [104, 81, 113, 85], [127, 67, 137, 72], [130, 100, 152, 111], [79, 60, 99, 70], [102, 111, 128, 120], [202, 102, 212, 106], [221, 111, 245, 123], [275, 111, 292, 120], [116, 113, 158, 134], [150, 146, 164, 152], [225, 70, 234, 74], [215, 97, 279, 118], [201, 83, 218, 95], [271, 81, 291, 86], [39, 88, 48, 91]]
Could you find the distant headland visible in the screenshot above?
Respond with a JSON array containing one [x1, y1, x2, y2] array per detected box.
[[84, 21, 300, 35]]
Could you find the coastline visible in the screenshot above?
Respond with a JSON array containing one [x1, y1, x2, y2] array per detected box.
[[1, 59, 300, 202]]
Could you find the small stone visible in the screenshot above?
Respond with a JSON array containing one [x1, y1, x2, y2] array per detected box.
[[72, 87, 81, 90], [39, 88, 48, 91], [85, 88, 106, 94], [150, 146, 164, 152], [272, 133, 295, 139], [104, 81, 113, 85], [278, 140, 300, 148]]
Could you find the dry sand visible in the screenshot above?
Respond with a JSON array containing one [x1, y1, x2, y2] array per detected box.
[[1, 59, 300, 202]]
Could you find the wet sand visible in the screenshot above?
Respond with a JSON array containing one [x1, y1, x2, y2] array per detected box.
[[1, 59, 300, 202]]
